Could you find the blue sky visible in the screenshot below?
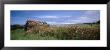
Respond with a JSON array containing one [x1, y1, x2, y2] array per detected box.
[[11, 10, 100, 25]]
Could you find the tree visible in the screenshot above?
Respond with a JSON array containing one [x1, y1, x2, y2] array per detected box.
[[11, 24, 24, 30], [96, 20, 100, 24]]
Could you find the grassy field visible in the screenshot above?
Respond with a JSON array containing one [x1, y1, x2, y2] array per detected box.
[[11, 24, 100, 40]]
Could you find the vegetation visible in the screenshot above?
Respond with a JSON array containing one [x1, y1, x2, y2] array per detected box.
[[11, 24, 100, 40], [11, 24, 24, 30]]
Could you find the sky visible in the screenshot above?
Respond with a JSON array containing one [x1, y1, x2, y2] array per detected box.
[[11, 10, 100, 25]]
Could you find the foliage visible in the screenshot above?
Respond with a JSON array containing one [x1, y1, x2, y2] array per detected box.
[[11, 24, 24, 30], [11, 24, 100, 40]]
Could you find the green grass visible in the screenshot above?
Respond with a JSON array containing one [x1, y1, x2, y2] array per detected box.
[[11, 24, 100, 40]]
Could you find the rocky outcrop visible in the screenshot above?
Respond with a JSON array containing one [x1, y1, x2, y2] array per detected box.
[[24, 19, 49, 33]]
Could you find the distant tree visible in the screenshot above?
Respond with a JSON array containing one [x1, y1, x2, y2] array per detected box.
[[96, 20, 100, 24], [11, 24, 24, 30]]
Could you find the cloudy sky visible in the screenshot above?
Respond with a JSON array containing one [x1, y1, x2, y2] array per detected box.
[[11, 10, 100, 25]]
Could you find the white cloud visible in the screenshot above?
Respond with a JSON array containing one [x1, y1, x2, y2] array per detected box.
[[47, 21, 77, 24], [47, 22, 58, 24], [84, 11, 99, 15], [65, 20, 83, 24], [37, 16, 59, 18], [35, 11, 100, 24], [75, 10, 100, 23], [77, 16, 93, 23], [78, 16, 93, 21], [79, 16, 89, 19], [60, 23, 76, 24], [71, 20, 82, 22], [36, 16, 72, 19], [62, 16, 71, 18]]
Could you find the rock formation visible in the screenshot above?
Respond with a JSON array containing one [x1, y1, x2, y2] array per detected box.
[[24, 19, 49, 33]]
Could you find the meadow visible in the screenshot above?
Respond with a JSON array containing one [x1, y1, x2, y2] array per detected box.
[[11, 24, 100, 40]]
